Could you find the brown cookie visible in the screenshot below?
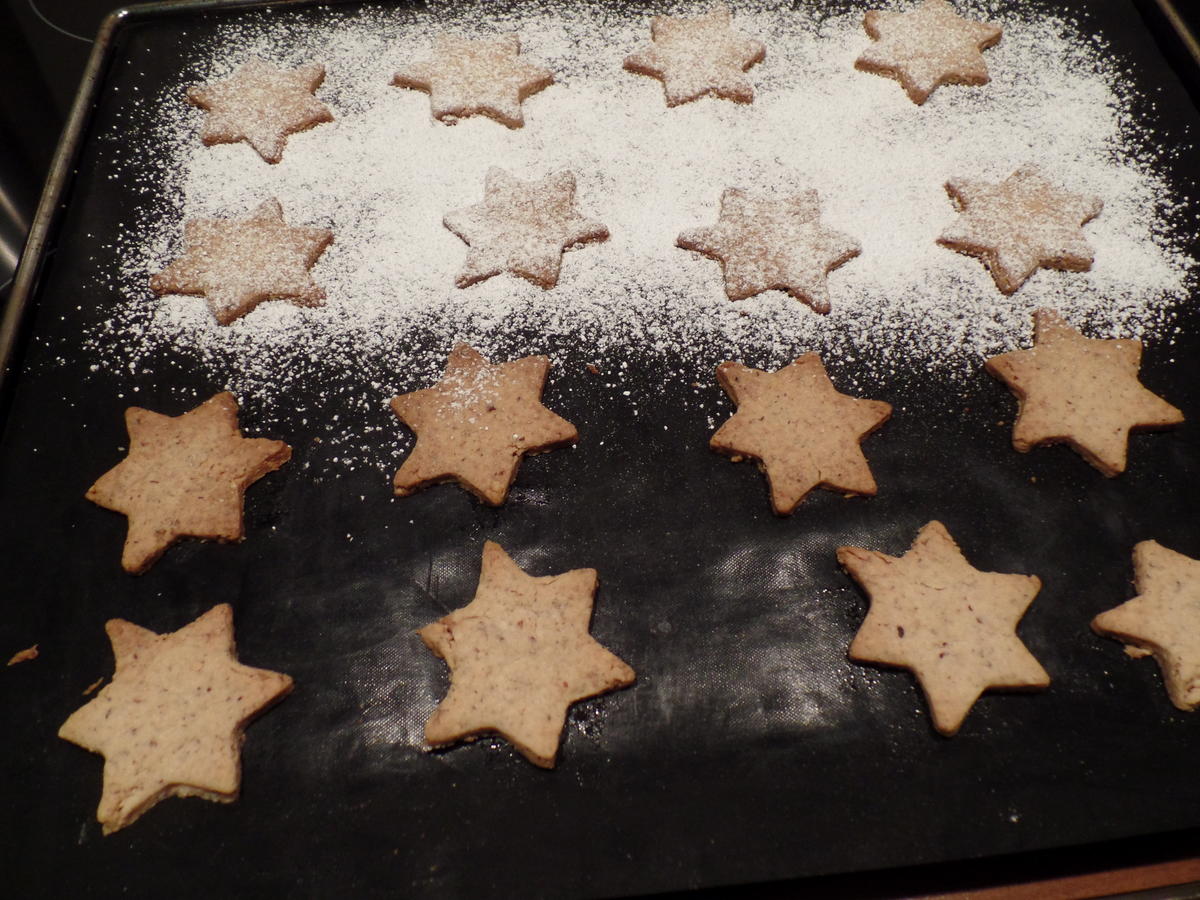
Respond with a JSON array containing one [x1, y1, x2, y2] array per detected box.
[[938, 164, 1103, 294], [150, 198, 333, 325], [677, 187, 860, 313], [393, 33, 554, 128], [418, 541, 635, 768], [623, 5, 766, 107], [187, 58, 333, 163], [711, 354, 891, 514], [856, 0, 1002, 104], [1093, 540, 1200, 711], [838, 521, 1049, 736], [86, 392, 291, 574], [58, 604, 293, 834], [984, 309, 1183, 476], [390, 344, 577, 505]]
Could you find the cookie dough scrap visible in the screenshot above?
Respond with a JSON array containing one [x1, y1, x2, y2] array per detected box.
[[623, 5, 766, 106], [443, 167, 608, 289], [1093, 541, 1200, 711], [678, 187, 860, 313], [390, 344, 577, 505], [87, 392, 291, 574], [393, 33, 554, 128], [938, 164, 1103, 294], [418, 541, 635, 768], [150, 198, 333, 325], [856, 0, 1002, 104], [187, 58, 333, 163], [711, 354, 892, 514], [838, 521, 1049, 736], [59, 604, 292, 834], [985, 309, 1183, 476]]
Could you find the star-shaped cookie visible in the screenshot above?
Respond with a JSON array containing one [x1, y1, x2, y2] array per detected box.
[[418, 541, 635, 767], [58, 604, 293, 834], [87, 392, 291, 574], [711, 354, 892, 514], [678, 187, 860, 313], [984, 309, 1183, 476], [443, 167, 608, 289], [855, 0, 1002, 104], [838, 521, 1049, 736], [187, 58, 333, 163], [1093, 541, 1200, 711], [393, 33, 554, 128], [150, 198, 333, 325], [390, 344, 577, 505], [938, 164, 1103, 294], [623, 5, 766, 106]]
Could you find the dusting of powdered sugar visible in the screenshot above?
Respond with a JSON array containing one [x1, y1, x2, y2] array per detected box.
[[85, 0, 1195, 470]]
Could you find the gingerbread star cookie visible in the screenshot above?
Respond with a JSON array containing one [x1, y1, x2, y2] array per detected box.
[[711, 354, 891, 514], [59, 604, 292, 834], [856, 0, 1002, 104], [187, 58, 333, 163], [393, 33, 554, 128], [390, 344, 577, 505], [418, 541, 635, 767], [443, 167, 608, 289], [678, 187, 860, 313], [938, 164, 1103, 294], [87, 392, 291, 574], [1093, 541, 1200, 711], [623, 5, 766, 106], [150, 198, 333, 325], [985, 309, 1183, 476], [838, 521, 1049, 736]]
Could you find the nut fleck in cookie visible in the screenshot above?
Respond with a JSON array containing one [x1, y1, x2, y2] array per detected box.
[[1093, 541, 1200, 711], [418, 541, 635, 768], [624, 5, 766, 107], [393, 33, 554, 128], [444, 167, 608, 289], [856, 0, 1002, 105], [838, 521, 1049, 736], [938, 164, 1103, 294], [390, 344, 577, 505], [985, 309, 1183, 476], [678, 187, 860, 313], [150, 198, 333, 325], [187, 58, 333, 163], [58, 604, 292, 834], [711, 354, 891, 514], [87, 392, 291, 574]]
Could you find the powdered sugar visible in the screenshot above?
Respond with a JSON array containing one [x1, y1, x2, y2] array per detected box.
[[87, 0, 1195, 470]]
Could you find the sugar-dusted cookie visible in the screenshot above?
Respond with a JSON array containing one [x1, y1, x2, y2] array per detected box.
[[150, 198, 332, 325], [418, 541, 635, 768], [856, 0, 1002, 104], [443, 167, 608, 289], [1093, 541, 1200, 711], [87, 392, 291, 574], [838, 521, 1049, 736], [678, 187, 860, 313], [390, 344, 577, 505], [711, 354, 891, 514], [58, 604, 293, 834], [938, 164, 1103, 294], [187, 58, 333, 163], [393, 33, 554, 128], [623, 5, 766, 107], [985, 309, 1183, 476]]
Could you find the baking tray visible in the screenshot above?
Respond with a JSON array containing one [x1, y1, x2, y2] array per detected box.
[[3, 0, 1200, 896]]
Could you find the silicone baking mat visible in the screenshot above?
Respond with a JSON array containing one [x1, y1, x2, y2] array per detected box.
[[3, 0, 1200, 895]]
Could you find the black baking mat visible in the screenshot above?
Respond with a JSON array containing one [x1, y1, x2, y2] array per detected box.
[[3, 1, 1200, 897]]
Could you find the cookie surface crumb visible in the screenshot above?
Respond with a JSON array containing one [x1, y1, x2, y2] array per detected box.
[[7, 644, 38, 666]]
